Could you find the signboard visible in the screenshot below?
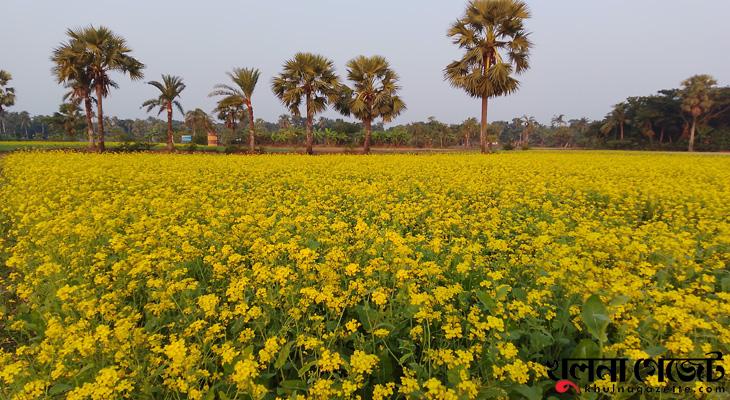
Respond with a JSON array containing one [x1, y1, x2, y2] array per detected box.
[[181, 135, 192, 144]]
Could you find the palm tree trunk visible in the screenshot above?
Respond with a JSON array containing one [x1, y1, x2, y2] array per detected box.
[[480, 96, 489, 153], [688, 116, 696, 152], [95, 83, 105, 152], [305, 92, 314, 155], [84, 96, 95, 149], [619, 122, 624, 141], [247, 103, 255, 152], [167, 103, 174, 152], [363, 118, 372, 154]]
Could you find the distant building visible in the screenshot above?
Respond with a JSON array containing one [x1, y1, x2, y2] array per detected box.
[[207, 132, 219, 146]]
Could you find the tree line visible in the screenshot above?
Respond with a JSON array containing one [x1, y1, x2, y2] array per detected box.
[[2, 82, 729, 152], [1, 0, 729, 153]]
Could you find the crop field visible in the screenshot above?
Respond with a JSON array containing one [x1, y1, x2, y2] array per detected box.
[[0, 141, 225, 153], [0, 151, 729, 399]]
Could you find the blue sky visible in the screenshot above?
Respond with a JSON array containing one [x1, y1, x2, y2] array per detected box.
[[2, 0, 729, 125]]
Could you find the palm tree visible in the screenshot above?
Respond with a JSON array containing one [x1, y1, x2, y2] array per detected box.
[[334, 56, 406, 154], [0, 70, 16, 135], [272, 53, 341, 155], [601, 103, 628, 140], [680, 75, 717, 152], [65, 26, 145, 152], [52, 42, 98, 149], [185, 108, 214, 142], [19, 111, 31, 139], [142, 74, 185, 151], [209, 68, 260, 152], [460, 117, 479, 148], [520, 115, 536, 146], [445, 0, 532, 153], [51, 102, 83, 138], [214, 101, 244, 145]]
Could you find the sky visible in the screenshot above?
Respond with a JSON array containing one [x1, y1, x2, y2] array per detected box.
[[2, 0, 730, 126]]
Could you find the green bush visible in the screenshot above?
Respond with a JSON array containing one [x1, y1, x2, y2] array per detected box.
[[115, 141, 154, 153]]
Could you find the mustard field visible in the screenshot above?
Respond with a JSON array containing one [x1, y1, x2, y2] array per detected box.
[[1, 151, 729, 399]]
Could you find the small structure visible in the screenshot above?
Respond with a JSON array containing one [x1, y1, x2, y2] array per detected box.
[[207, 131, 219, 146]]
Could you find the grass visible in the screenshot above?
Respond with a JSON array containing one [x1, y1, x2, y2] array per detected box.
[[0, 141, 474, 154]]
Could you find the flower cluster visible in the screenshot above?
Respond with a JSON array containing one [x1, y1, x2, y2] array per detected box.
[[1, 151, 728, 399]]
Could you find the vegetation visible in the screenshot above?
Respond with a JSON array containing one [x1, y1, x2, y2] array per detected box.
[[209, 68, 261, 152], [680, 75, 720, 152], [3, 74, 730, 151], [51, 41, 97, 149], [2, 2, 730, 398], [60, 25, 145, 152], [272, 53, 341, 155], [1, 152, 729, 399], [335, 56, 406, 154], [185, 108, 215, 144], [142, 74, 186, 151], [0, 5, 720, 153], [0, 70, 15, 135], [601, 103, 628, 141], [445, 0, 532, 153], [50, 102, 84, 137]]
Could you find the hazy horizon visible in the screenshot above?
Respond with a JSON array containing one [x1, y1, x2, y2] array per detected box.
[[2, 0, 729, 125]]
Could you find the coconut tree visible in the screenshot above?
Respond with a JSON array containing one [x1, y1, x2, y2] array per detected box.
[[680, 75, 717, 152], [445, 0, 532, 153], [0, 70, 15, 135], [52, 43, 97, 148], [209, 68, 260, 152], [272, 53, 341, 155], [601, 103, 629, 140], [65, 26, 145, 152], [142, 74, 185, 151], [334, 56, 406, 154]]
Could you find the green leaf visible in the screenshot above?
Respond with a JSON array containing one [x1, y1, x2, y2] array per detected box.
[[398, 352, 414, 364], [275, 341, 295, 369], [496, 285, 511, 301], [218, 391, 230, 400], [609, 295, 630, 307], [447, 368, 461, 385], [355, 305, 375, 331], [475, 290, 496, 312], [513, 384, 543, 400], [571, 339, 601, 359], [720, 276, 730, 292], [281, 380, 308, 391], [644, 345, 667, 357], [298, 360, 317, 378], [529, 331, 553, 351], [375, 349, 395, 384], [581, 294, 610, 343], [479, 387, 507, 398], [49, 383, 73, 395]]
